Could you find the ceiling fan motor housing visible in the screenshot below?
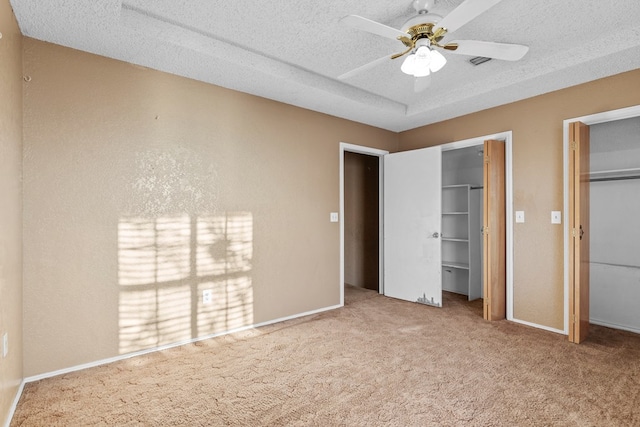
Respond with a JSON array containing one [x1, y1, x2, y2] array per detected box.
[[411, 0, 435, 14], [401, 13, 442, 33], [408, 23, 437, 42]]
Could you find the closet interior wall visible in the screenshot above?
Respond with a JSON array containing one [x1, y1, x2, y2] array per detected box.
[[589, 117, 640, 334]]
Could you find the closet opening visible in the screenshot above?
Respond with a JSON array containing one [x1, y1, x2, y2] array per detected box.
[[441, 144, 484, 316], [588, 116, 640, 335]]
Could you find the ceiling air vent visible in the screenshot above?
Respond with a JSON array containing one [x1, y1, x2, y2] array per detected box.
[[469, 56, 492, 66]]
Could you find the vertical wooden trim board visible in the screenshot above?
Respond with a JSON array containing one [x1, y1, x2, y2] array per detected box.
[[568, 122, 590, 343], [483, 140, 506, 320]]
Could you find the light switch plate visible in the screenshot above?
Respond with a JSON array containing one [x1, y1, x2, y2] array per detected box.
[[551, 211, 562, 224], [330, 212, 339, 222], [515, 211, 525, 223]]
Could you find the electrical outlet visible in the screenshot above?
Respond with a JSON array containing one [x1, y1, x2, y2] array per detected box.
[[2, 333, 7, 358], [202, 289, 213, 304], [330, 212, 339, 222]]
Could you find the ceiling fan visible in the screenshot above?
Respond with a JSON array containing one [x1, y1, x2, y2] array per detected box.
[[338, 0, 529, 92]]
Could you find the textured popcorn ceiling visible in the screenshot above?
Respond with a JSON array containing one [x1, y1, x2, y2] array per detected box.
[[10, 0, 640, 131]]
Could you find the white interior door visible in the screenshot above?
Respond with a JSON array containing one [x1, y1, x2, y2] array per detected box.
[[384, 146, 442, 306]]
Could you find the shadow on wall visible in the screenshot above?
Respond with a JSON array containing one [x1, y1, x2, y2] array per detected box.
[[117, 212, 253, 354]]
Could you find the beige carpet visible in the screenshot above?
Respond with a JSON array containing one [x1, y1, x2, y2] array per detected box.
[[12, 286, 640, 426]]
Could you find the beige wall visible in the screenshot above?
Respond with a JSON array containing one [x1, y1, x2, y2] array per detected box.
[[399, 69, 640, 330], [22, 39, 398, 376], [0, 0, 24, 423]]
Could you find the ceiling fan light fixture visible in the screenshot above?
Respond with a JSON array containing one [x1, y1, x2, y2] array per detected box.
[[413, 64, 431, 77], [428, 49, 447, 73], [401, 52, 431, 77], [413, 45, 431, 77], [400, 53, 416, 76], [401, 45, 446, 77]]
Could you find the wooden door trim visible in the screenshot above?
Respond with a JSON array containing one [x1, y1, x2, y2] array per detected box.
[[568, 123, 578, 342], [568, 122, 590, 343], [483, 140, 506, 321]]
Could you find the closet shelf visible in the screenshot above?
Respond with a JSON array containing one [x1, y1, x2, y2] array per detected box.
[[443, 184, 481, 189], [440, 183, 482, 301], [442, 261, 470, 270]]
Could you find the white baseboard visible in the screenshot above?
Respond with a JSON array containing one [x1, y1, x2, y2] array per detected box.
[[25, 303, 342, 384], [3, 380, 25, 427], [590, 318, 640, 335]]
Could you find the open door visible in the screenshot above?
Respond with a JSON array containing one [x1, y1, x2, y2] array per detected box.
[[568, 121, 590, 343], [483, 140, 506, 320], [384, 147, 442, 306]]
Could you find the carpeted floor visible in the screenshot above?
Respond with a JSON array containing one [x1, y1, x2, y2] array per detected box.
[[11, 286, 640, 426]]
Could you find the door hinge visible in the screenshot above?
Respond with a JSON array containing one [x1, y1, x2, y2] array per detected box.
[[571, 141, 577, 151], [485, 155, 490, 164], [484, 226, 489, 235], [572, 228, 576, 237]]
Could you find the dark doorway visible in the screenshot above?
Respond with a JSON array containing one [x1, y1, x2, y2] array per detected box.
[[344, 151, 379, 292]]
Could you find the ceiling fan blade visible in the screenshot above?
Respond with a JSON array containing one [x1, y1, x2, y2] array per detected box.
[[447, 40, 529, 61], [338, 54, 391, 80], [340, 15, 408, 41], [414, 75, 432, 93], [435, 0, 503, 34]]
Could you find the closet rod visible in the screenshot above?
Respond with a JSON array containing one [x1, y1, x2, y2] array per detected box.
[[590, 174, 640, 183], [591, 261, 640, 270]]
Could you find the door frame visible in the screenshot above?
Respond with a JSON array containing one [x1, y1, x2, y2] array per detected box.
[[340, 130, 513, 319], [439, 131, 514, 320], [339, 143, 389, 306], [562, 104, 640, 334]]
